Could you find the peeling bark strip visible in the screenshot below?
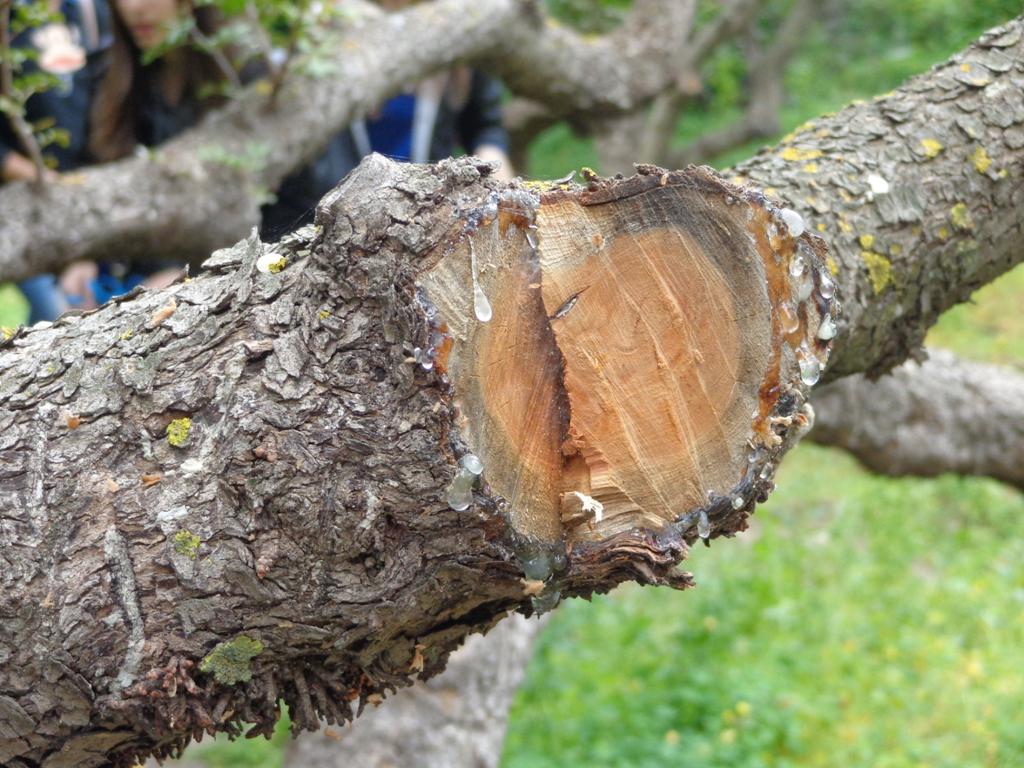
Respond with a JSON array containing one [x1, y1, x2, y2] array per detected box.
[[0, 156, 832, 766]]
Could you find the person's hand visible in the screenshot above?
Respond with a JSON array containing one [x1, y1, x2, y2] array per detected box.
[[473, 144, 514, 182], [59, 261, 99, 309], [1, 151, 58, 183]]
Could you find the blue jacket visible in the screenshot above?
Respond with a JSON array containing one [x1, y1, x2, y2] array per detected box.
[[261, 70, 509, 240]]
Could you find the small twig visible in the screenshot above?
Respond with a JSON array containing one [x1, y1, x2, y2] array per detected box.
[[188, 24, 242, 91], [267, 0, 313, 110], [244, 2, 277, 81], [0, 0, 48, 189]]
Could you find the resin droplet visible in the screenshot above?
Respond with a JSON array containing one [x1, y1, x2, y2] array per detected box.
[[413, 347, 435, 371], [521, 551, 553, 581], [778, 301, 800, 334], [780, 208, 805, 238], [731, 496, 745, 510], [446, 468, 476, 511], [759, 463, 773, 481], [789, 253, 805, 277], [525, 230, 537, 251], [796, 344, 822, 386], [866, 173, 890, 195], [796, 268, 814, 301], [697, 508, 711, 543], [473, 286, 493, 322], [532, 589, 561, 615], [818, 271, 836, 300], [469, 239, 492, 323], [460, 453, 484, 475], [817, 314, 837, 341]]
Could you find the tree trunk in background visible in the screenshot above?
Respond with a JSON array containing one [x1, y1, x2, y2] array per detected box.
[[811, 350, 1024, 489], [283, 614, 546, 768]]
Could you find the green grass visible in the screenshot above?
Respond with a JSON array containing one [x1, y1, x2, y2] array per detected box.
[[0, 283, 28, 328], [504, 448, 1024, 767]]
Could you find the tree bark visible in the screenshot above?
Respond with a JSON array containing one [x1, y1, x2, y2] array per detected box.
[[282, 613, 546, 768], [0, 0, 694, 282], [0, 153, 824, 766]]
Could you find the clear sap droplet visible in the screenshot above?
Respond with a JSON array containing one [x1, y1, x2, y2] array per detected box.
[[778, 302, 800, 334], [473, 286, 493, 322], [797, 268, 814, 301], [697, 508, 711, 541], [789, 253, 805, 278], [759, 463, 773, 480], [460, 453, 484, 475], [531, 589, 561, 615], [468, 239, 492, 323], [446, 469, 475, 511], [521, 551, 553, 581], [818, 314, 837, 341], [797, 344, 822, 386], [413, 346, 435, 371], [818, 272, 836, 299], [525, 230, 537, 251], [732, 496, 745, 510], [780, 208, 805, 238]]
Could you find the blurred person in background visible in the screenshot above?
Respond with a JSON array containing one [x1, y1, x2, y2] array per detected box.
[[0, 0, 112, 322], [261, 0, 513, 239], [86, 0, 242, 300]]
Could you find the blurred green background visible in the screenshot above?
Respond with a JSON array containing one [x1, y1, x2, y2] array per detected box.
[[7, 1, 1022, 766]]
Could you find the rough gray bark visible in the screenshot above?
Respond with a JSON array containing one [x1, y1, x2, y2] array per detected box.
[[811, 350, 1024, 489], [0, 0, 693, 282], [283, 614, 546, 768], [731, 18, 1024, 379]]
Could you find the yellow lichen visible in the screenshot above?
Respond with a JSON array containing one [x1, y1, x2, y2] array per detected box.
[[173, 530, 201, 560], [803, 162, 819, 173], [960, 63, 971, 72], [779, 147, 823, 162], [919, 138, 944, 159], [889, 243, 903, 256], [1, 327, 14, 340], [950, 202, 974, 232], [318, 309, 331, 320], [199, 636, 264, 685], [858, 234, 875, 249], [120, 329, 134, 341], [861, 251, 893, 294], [971, 146, 992, 174], [826, 256, 839, 276], [838, 218, 853, 234], [938, 226, 949, 241], [166, 417, 192, 447], [816, 222, 827, 233]]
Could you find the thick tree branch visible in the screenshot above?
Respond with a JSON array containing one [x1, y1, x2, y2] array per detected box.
[[0, 0, 701, 282], [811, 350, 1024, 489], [732, 16, 1024, 379]]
